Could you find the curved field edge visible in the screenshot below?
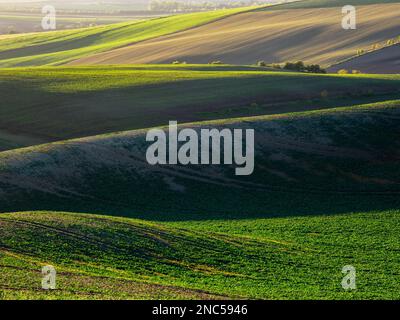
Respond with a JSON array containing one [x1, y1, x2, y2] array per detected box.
[[0, 6, 259, 67], [0, 99, 399, 219], [329, 44, 400, 74], [71, 4, 400, 67], [1, 65, 400, 151], [2, 97, 400, 158], [0, 210, 398, 300]]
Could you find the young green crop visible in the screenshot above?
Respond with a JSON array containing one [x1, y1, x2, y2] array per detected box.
[[0, 211, 398, 299]]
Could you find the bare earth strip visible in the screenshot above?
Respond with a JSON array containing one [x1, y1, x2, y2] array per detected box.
[[329, 44, 400, 74], [70, 4, 400, 67]]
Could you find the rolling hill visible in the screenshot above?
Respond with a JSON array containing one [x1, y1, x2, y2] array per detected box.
[[1, 2, 400, 69], [1, 65, 400, 151], [0, 7, 251, 67], [0, 0, 399, 301], [267, 0, 400, 9], [329, 44, 400, 74], [70, 3, 400, 67], [0, 12, 160, 35], [1, 99, 399, 300], [1, 210, 399, 299], [1, 100, 399, 218]]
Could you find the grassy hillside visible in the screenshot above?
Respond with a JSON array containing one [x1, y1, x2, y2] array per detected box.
[[74, 4, 400, 67], [267, 0, 400, 9], [0, 100, 399, 219], [0, 7, 251, 67], [1, 65, 400, 151], [2, 3, 400, 68], [0, 210, 398, 299], [0, 1, 397, 302], [0, 12, 152, 34]]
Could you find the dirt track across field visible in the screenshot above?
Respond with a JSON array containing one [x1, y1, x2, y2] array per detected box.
[[70, 4, 400, 67]]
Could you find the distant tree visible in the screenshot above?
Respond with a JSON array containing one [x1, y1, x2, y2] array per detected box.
[[283, 62, 296, 71], [283, 61, 325, 73], [257, 61, 267, 67], [338, 69, 349, 74], [294, 61, 305, 71], [283, 61, 305, 72], [305, 64, 326, 74]]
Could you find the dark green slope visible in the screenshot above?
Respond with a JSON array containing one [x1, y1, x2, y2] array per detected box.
[[1, 66, 400, 151], [0, 100, 399, 220]]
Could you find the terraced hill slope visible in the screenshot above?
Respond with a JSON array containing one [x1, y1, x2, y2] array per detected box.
[[2, 65, 400, 151], [71, 3, 400, 67], [0, 100, 399, 219], [0, 210, 398, 299]]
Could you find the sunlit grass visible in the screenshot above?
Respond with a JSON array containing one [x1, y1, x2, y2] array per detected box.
[[0, 7, 254, 67]]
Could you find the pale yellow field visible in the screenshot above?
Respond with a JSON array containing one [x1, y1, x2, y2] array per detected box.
[[70, 4, 400, 67]]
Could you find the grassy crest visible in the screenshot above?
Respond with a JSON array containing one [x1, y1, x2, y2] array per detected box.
[[1, 65, 400, 151], [0, 99, 399, 219], [0, 4, 398, 301]]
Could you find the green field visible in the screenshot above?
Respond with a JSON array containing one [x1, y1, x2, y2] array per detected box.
[[0, 7, 253, 67], [0, 210, 398, 299], [1, 65, 400, 151], [0, 3, 399, 301], [0, 68, 399, 299]]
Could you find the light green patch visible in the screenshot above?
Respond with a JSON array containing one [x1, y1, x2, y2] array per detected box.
[[0, 210, 398, 299]]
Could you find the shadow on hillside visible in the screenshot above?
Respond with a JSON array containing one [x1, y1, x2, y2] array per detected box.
[[1, 71, 400, 151], [1, 184, 400, 221], [1, 70, 400, 221], [0, 23, 135, 61]]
